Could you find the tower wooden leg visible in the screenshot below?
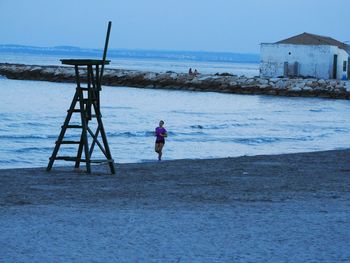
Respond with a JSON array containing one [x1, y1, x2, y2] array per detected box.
[[77, 89, 91, 173], [94, 108, 115, 174], [74, 132, 84, 169], [47, 91, 79, 171]]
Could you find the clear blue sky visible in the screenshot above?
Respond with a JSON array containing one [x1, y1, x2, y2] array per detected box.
[[0, 0, 349, 53]]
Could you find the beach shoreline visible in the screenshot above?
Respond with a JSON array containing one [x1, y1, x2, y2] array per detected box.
[[1, 62, 350, 100], [1, 149, 350, 261]]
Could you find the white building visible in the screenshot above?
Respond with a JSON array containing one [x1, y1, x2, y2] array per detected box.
[[260, 33, 350, 80]]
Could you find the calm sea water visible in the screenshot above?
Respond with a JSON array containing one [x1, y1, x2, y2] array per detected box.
[[0, 52, 259, 76], [0, 76, 350, 169]]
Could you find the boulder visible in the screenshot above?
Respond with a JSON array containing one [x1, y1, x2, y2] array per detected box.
[[289, 86, 302, 92], [302, 86, 313, 91], [255, 78, 268, 85], [344, 83, 350, 92], [318, 79, 326, 85]]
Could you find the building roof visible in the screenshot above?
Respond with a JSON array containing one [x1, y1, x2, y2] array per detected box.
[[276, 32, 349, 51]]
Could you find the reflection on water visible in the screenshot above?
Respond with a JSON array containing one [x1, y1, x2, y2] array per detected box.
[[0, 78, 349, 168]]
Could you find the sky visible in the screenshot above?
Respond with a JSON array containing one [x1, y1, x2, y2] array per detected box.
[[0, 0, 349, 53]]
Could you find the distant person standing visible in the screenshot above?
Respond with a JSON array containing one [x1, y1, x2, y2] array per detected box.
[[188, 68, 193, 75], [155, 120, 167, 161], [194, 69, 199, 76]]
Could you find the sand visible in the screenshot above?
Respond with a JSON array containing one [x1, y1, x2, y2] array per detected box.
[[1, 149, 350, 262]]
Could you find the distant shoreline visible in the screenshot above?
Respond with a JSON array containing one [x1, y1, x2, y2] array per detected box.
[[0, 62, 349, 99], [0, 44, 260, 64]]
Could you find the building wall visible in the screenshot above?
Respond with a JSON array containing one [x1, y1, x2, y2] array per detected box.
[[260, 44, 345, 79], [330, 46, 349, 80]]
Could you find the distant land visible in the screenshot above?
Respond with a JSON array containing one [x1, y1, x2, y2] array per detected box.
[[0, 44, 260, 63]]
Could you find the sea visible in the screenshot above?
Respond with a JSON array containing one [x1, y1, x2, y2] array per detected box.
[[1, 47, 350, 169]]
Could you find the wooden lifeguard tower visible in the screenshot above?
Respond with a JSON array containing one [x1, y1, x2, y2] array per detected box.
[[47, 22, 115, 174]]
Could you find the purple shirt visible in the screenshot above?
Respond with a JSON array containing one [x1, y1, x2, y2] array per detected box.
[[155, 127, 167, 141]]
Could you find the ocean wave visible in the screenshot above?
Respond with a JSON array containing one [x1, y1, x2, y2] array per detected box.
[[0, 133, 82, 140], [173, 131, 205, 136], [190, 123, 250, 130], [0, 158, 32, 164], [107, 131, 155, 137], [106, 130, 205, 138], [233, 137, 282, 145], [170, 110, 232, 116], [0, 134, 54, 140], [171, 135, 316, 144], [190, 124, 229, 129], [233, 136, 315, 145], [190, 125, 204, 129], [7, 122, 52, 128], [0, 113, 13, 121], [176, 137, 284, 144], [334, 128, 349, 133], [171, 110, 210, 116], [14, 146, 53, 153], [309, 107, 334, 113], [248, 117, 265, 121], [101, 106, 134, 110]]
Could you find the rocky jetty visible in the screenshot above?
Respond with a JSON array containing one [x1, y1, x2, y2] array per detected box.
[[1, 63, 350, 99]]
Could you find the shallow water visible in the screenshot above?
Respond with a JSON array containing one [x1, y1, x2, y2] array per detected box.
[[0, 78, 349, 168]]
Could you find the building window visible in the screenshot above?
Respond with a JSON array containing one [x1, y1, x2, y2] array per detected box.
[[343, 61, 347, 72]]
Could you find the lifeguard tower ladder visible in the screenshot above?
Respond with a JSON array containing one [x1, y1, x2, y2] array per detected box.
[[47, 22, 115, 174]]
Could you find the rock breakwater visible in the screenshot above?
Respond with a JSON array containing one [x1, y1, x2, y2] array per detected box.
[[1, 63, 350, 99]]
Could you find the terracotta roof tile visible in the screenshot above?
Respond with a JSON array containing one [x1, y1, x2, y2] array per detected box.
[[276, 32, 349, 51]]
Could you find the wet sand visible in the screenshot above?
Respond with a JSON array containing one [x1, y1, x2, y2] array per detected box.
[[1, 149, 350, 262]]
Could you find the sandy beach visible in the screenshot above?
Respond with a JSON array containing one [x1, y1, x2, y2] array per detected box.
[[1, 149, 349, 262]]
